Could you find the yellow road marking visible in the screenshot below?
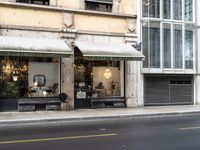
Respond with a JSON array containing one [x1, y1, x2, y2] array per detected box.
[[179, 126, 200, 130], [0, 133, 117, 145]]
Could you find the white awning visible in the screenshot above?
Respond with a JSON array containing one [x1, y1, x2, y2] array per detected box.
[[0, 36, 73, 57], [74, 41, 144, 61]]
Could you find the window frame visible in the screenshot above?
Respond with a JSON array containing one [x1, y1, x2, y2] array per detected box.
[[85, 0, 113, 12], [141, 0, 196, 72], [16, 0, 50, 6]]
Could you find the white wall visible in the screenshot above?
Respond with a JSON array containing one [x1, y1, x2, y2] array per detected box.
[[93, 67, 121, 96], [28, 62, 59, 88]]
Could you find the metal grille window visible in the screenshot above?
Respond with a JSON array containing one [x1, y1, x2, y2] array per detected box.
[[85, 0, 112, 12], [16, 0, 49, 5]]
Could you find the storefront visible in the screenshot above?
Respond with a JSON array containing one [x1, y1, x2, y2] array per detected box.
[[73, 41, 144, 109], [0, 36, 72, 111]]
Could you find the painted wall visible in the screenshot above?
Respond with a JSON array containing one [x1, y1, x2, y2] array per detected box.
[[56, 0, 136, 15], [0, 5, 132, 33], [1, 0, 136, 15]]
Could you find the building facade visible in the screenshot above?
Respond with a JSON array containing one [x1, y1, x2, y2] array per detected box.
[[138, 0, 197, 106], [0, 0, 143, 111]]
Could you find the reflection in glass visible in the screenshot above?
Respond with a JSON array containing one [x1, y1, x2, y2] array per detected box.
[[163, 24, 171, 68], [150, 22, 160, 68], [74, 59, 124, 99], [173, 24, 183, 69], [142, 0, 160, 18], [173, 0, 182, 20], [185, 0, 193, 21], [142, 22, 149, 68], [149, 0, 160, 18], [163, 0, 171, 19], [142, 0, 149, 17], [185, 24, 193, 69], [0, 57, 60, 100]]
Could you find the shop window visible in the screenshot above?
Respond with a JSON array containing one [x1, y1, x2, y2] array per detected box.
[[85, 0, 112, 12], [16, 0, 49, 5], [74, 49, 124, 100], [0, 56, 60, 100]]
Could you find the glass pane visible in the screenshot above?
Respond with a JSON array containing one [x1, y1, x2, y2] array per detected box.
[[0, 57, 60, 99], [143, 0, 149, 17], [74, 60, 123, 99], [142, 22, 149, 68], [163, 24, 171, 68], [163, 0, 171, 19], [93, 66, 121, 97], [185, 24, 193, 69], [173, 0, 182, 20], [149, 0, 160, 18], [150, 22, 160, 68], [173, 24, 183, 69], [16, 0, 49, 5], [185, 0, 193, 21]]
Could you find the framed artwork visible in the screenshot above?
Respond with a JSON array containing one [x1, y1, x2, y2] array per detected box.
[[33, 75, 46, 87]]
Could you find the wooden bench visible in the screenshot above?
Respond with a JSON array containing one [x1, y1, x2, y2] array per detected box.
[[91, 97, 126, 108], [18, 97, 61, 112]]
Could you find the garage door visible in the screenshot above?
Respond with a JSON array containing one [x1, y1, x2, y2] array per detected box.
[[144, 75, 193, 105]]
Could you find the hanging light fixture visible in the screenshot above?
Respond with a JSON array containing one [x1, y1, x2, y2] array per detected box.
[[12, 70, 19, 81], [104, 68, 112, 79], [2, 58, 14, 74], [20, 64, 28, 72]]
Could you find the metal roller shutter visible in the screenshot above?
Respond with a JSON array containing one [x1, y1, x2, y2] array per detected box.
[[144, 75, 193, 105], [145, 76, 169, 104]]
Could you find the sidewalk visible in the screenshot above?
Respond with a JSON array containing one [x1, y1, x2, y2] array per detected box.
[[1, 105, 200, 127]]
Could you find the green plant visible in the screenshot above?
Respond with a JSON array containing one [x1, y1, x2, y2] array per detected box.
[[0, 82, 19, 99]]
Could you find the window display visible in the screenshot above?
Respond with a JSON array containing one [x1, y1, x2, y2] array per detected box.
[[0, 56, 60, 99], [74, 59, 124, 99]]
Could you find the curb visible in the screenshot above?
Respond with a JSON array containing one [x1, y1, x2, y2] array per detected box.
[[1, 111, 200, 127]]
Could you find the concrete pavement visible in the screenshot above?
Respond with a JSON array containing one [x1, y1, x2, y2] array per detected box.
[[1, 105, 200, 127]]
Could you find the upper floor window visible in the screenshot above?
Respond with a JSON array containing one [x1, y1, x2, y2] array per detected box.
[[85, 0, 112, 12], [16, 0, 49, 5], [173, 0, 182, 20], [185, 0, 193, 21], [143, 0, 160, 18], [143, 0, 194, 22], [163, 0, 171, 19]]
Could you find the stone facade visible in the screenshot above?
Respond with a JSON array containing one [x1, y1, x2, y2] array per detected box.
[[0, 0, 140, 109]]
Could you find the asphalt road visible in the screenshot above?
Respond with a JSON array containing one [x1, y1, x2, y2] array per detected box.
[[1, 115, 200, 150]]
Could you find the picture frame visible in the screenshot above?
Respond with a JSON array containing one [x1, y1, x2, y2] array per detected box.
[[33, 75, 46, 87]]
